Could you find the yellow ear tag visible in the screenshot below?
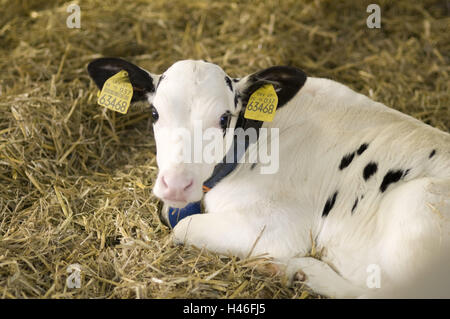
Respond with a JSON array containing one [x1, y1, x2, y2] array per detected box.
[[244, 84, 278, 122], [97, 70, 133, 114]]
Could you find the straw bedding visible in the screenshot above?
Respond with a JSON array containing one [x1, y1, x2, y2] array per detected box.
[[0, 0, 448, 298]]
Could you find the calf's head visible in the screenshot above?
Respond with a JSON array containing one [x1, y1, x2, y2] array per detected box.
[[88, 58, 306, 208]]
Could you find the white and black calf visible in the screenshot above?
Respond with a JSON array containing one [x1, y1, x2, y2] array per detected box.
[[88, 58, 450, 298]]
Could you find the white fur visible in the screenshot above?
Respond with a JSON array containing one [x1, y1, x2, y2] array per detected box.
[[150, 60, 450, 298], [152, 61, 235, 207]]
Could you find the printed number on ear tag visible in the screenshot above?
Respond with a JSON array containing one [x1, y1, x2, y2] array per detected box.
[[244, 84, 278, 122], [97, 70, 133, 114]]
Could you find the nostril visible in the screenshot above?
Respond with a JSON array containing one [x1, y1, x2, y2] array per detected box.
[[184, 180, 193, 191]]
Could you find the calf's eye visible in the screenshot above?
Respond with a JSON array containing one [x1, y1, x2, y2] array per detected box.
[[219, 112, 230, 130], [151, 105, 159, 122]]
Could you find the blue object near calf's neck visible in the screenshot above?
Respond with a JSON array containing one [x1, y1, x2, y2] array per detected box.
[[168, 201, 202, 228]]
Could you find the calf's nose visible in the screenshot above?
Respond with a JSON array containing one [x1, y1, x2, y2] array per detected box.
[[160, 173, 194, 201]]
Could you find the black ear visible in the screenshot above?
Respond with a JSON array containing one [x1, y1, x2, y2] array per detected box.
[[87, 57, 158, 102], [238, 66, 307, 108]]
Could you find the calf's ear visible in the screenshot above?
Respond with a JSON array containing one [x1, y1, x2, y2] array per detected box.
[[87, 57, 160, 102], [235, 66, 307, 109]]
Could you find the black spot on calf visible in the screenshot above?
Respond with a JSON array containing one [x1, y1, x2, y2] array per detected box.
[[322, 191, 338, 217], [380, 169, 404, 193], [339, 152, 355, 170], [363, 162, 378, 180], [429, 149, 436, 158], [357, 143, 369, 155]]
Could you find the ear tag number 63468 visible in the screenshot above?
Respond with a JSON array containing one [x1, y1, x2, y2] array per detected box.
[[97, 70, 133, 114], [244, 84, 278, 122]]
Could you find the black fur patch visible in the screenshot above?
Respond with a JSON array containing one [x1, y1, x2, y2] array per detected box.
[[380, 169, 404, 193], [225, 76, 233, 92], [429, 149, 436, 158], [351, 198, 359, 213], [357, 143, 369, 155], [363, 162, 378, 180], [87, 57, 155, 102], [339, 152, 355, 170], [250, 163, 257, 170], [234, 94, 239, 108], [242, 66, 307, 110], [322, 191, 338, 217]]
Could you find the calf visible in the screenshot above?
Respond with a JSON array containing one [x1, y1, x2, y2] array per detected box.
[[88, 58, 450, 298]]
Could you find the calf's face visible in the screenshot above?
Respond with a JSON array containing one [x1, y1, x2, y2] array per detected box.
[[88, 58, 306, 208], [151, 60, 238, 207]]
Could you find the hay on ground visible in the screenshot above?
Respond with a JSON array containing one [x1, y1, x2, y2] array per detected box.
[[0, 0, 448, 298]]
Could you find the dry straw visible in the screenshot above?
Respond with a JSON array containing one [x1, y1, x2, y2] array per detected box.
[[0, 0, 448, 298]]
